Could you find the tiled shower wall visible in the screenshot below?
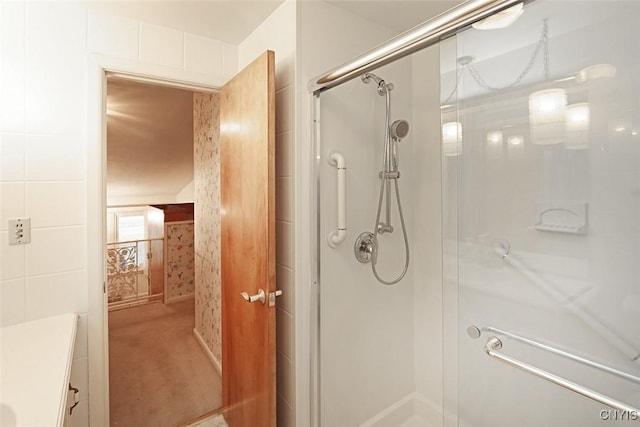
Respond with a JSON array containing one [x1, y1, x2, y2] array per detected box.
[[193, 93, 222, 367], [0, 3, 236, 425]]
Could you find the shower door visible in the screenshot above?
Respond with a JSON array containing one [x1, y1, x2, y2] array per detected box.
[[445, 0, 640, 425]]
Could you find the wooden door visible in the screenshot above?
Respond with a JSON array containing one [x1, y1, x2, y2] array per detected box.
[[220, 51, 276, 427]]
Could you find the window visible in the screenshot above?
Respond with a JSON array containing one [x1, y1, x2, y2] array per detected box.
[[117, 214, 145, 242], [115, 213, 147, 270]]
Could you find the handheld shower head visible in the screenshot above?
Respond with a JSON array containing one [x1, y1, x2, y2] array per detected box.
[[390, 119, 410, 141]]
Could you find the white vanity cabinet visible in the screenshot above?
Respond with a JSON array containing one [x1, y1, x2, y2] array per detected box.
[[0, 313, 78, 427]]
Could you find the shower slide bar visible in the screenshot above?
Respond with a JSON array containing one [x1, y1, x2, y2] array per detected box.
[[309, 0, 522, 93], [474, 326, 640, 385], [484, 336, 640, 415], [327, 152, 347, 247]]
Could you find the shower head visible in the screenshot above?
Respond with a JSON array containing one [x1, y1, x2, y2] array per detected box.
[[362, 72, 394, 95], [362, 72, 384, 85], [390, 120, 410, 140]]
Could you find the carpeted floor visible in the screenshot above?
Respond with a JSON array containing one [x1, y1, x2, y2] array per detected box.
[[109, 298, 222, 427]]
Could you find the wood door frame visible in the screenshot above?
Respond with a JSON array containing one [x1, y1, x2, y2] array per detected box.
[[87, 55, 221, 426]]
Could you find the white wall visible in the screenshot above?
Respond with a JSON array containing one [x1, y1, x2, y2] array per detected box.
[[237, 1, 297, 426], [176, 179, 195, 203], [410, 44, 445, 424], [0, 3, 236, 425]]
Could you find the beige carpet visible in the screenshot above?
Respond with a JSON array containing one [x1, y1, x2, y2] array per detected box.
[[109, 299, 222, 427]]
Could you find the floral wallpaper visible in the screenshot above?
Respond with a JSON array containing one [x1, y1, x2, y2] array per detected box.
[[165, 222, 195, 301], [193, 92, 222, 366]]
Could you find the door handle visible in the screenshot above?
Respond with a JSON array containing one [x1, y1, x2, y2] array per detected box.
[[241, 289, 266, 304]]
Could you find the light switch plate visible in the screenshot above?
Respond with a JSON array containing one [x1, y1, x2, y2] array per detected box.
[[8, 218, 31, 245]]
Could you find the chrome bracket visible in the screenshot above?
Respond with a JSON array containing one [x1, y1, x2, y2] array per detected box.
[[486, 336, 503, 352], [467, 325, 482, 339], [268, 290, 283, 307]]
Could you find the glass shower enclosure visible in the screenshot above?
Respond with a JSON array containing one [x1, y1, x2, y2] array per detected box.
[[312, 0, 640, 426]]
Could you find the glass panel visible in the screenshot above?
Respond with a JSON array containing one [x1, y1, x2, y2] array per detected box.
[[316, 45, 445, 425], [448, 0, 640, 425], [318, 57, 417, 426]]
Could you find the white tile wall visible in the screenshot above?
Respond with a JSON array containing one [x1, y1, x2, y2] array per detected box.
[[87, 11, 139, 60], [275, 221, 294, 268], [25, 134, 86, 181], [73, 313, 88, 359], [276, 177, 293, 223], [276, 308, 294, 361], [0, 278, 25, 326], [0, 233, 25, 280], [26, 182, 86, 228], [277, 398, 295, 427], [275, 86, 294, 135], [275, 264, 294, 314], [25, 270, 87, 320], [275, 131, 294, 178], [25, 227, 86, 277], [237, 1, 295, 89], [0, 134, 26, 181], [277, 352, 296, 408], [185, 33, 223, 78], [1, 182, 25, 228], [140, 22, 184, 68], [70, 355, 89, 402], [0, 2, 25, 133], [69, 400, 89, 427], [24, 2, 86, 135]]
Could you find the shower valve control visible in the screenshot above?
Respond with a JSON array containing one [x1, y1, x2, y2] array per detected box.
[[355, 232, 376, 264]]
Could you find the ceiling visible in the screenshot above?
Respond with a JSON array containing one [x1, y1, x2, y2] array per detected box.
[[326, 0, 463, 34], [88, 0, 462, 45], [106, 78, 194, 205], [88, 0, 285, 45]]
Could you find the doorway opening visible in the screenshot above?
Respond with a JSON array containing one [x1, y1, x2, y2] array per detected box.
[[105, 76, 224, 426]]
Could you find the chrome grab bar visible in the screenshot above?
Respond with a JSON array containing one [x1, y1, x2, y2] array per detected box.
[[484, 337, 640, 414], [478, 326, 640, 385]]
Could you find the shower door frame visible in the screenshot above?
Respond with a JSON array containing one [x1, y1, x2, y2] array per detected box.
[[309, 91, 323, 427]]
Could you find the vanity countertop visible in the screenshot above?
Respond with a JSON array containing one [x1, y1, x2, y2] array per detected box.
[[0, 313, 78, 427]]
